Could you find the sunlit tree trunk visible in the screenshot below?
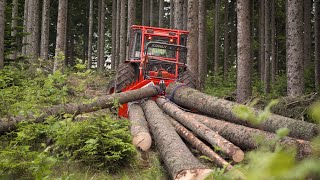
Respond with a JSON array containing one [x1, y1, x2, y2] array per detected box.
[[286, 0, 304, 96], [236, 0, 251, 103]]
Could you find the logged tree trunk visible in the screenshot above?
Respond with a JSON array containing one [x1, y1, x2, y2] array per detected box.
[[156, 98, 244, 162], [141, 100, 212, 180], [174, 0, 183, 30], [0, 0, 4, 69], [40, 0, 50, 60], [166, 82, 319, 140], [54, 0, 68, 72], [88, 0, 93, 69], [237, 0, 252, 103], [187, 112, 312, 159], [286, 0, 304, 96], [316, 0, 320, 91], [128, 103, 152, 151], [159, 0, 164, 27], [0, 86, 160, 134], [167, 115, 233, 170]]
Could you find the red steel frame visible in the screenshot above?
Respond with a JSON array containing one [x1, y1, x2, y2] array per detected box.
[[118, 25, 188, 118]]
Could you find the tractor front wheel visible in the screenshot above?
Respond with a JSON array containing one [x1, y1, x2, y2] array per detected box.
[[179, 70, 196, 89], [106, 63, 136, 94]]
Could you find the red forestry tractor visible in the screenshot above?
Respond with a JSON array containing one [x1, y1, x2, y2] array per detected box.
[[107, 25, 196, 117]]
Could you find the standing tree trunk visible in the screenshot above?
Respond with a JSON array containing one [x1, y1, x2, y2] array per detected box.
[[54, 0, 68, 72], [159, 0, 164, 27], [236, 0, 251, 103], [316, 0, 320, 91], [128, 0, 136, 30], [183, 0, 188, 30], [187, 0, 199, 87], [174, 0, 184, 30], [98, 0, 106, 71], [32, 0, 40, 60], [304, 0, 312, 70], [198, 0, 207, 89], [25, 0, 34, 56], [259, 0, 265, 81], [264, 0, 271, 94], [149, 0, 154, 26], [22, 0, 29, 55], [170, 0, 174, 28], [111, 0, 116, 70], [223, 0, 229, 81], [271, 0, 276, 83], [0, 0, 5, 69], [11, 0, 18, 60], [97, 0, 101, 69], [40, 0, 50, 60], [87, 0, 93, 69], [115, 0, 121, 68], [119, 0, 126, 63], [214, 0, 221, 75], [287, 0, 304, 97]]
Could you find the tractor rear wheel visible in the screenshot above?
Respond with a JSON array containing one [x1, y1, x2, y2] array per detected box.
[[106, 63, 136, 94], [180, 70, 196, 89]]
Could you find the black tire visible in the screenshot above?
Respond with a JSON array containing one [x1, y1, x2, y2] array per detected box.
[[106, 63, 136, 94], [179, 70, 196, 89]]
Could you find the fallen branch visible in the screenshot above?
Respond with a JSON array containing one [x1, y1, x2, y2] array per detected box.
[[187, 112, 312, 159], [156, 97, 244, 162], [128, 103, 152, 151], [141, 99, 212, 180], [0, 86, 160, 134], [167, 115, 233, 170], [166, 82, 319, 140]]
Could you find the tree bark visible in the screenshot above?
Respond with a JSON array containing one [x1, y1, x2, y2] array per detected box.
[[170, 0, 174, 29], [40, 0, 50, 60], [88, 0, 93, 69], [187, 112, 312, 159], [11, 0, 18, 60], [187, 0, 199, 87], [149, 0, 154, 26], [159, 0, 164, 27], [174, 0, 184, 30], [271, 0, 276, 83], [115, 0, 121, 68], [259, 0, 265, 81], [264, 0, 271, 93], [315, 0, 320, 91], [54, 0, 68, 72], [183, 0, 188, 30], [156, 98, 244, 162], [0, 86, 160, 134], [303, 0, 312, 70], [167, 115, 233, 170], [166, 82, 319, 140], [223, 0, 229, 81], [119, 0, 126, 63], [286, 0, 304, 96], [236, 0, 252, 103], [25, 0, 34, 56], [128, 0, 136, 33], [0, 0, 5, 69], [98, 0, 106, 71], [22, 0, 29, 55], [141, 100, 211, 180], [111, 0, 116, 70], [128, 103, 152, 151], [214, 0, 221, 75], [32, 0, 40, 59], [198, 0, 207, 89]]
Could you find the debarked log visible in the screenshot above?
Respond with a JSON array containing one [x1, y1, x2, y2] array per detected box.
[[166, 82, 319, 140], [141, 99, 212, 180]]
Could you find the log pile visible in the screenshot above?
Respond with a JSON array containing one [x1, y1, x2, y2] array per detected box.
[[1, 82, 318, 179]]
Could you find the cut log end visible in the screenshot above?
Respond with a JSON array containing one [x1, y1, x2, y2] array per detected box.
[[132, 132, 152, 151], [233, 150, 245, 163], [175, 169, 213, 180]]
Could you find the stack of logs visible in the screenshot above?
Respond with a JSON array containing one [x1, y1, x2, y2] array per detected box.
[[0, 83, 318, 180], [127, 83, 317, 180]]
